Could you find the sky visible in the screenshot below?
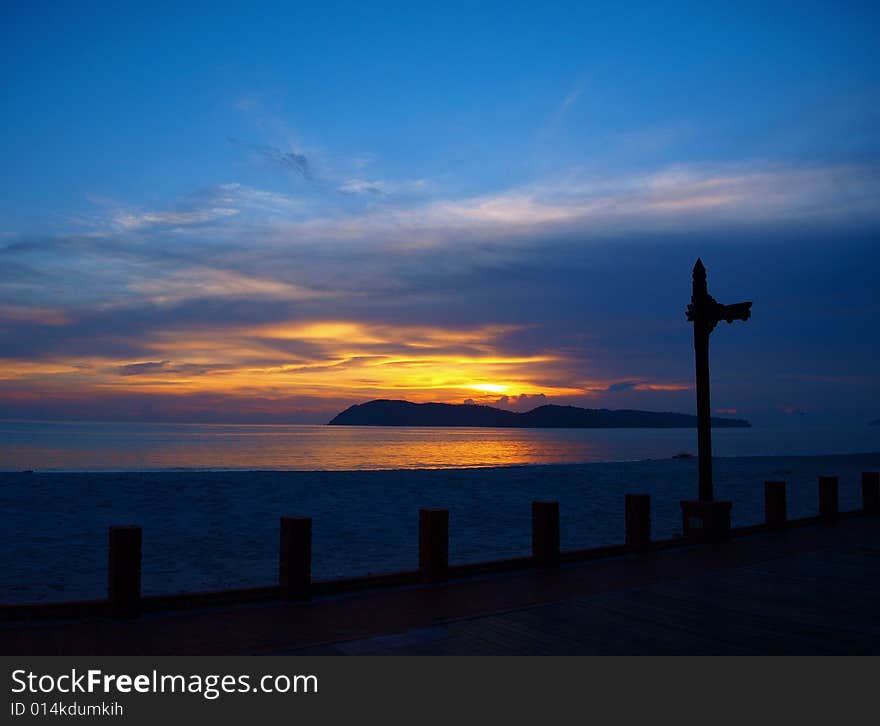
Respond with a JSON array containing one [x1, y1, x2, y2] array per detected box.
[[1, 1, 878, 425]]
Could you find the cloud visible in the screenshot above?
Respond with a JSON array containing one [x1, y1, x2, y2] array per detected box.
[[494, 392, 548, 411], [557, 85, 585, 118], [780, 405, 808, 416], [112, 207, 239, 232], [117, 360, 232, 377], [262, 162, 880, 247], [228, 136, 312, 179], [210, 183, 305, 214], [117, 360, 171, 376], [0, 304, 70, 326], [70, 162, 880, 256], [544, 79, 588, 134], [82, 183, 307, 237], [336, 177, 430, 197], [3, 156, 879, 423], [129, 268, 328, 305], [605, 381, 690, 393], [0, 319, 584, 420], [338, 179, 386, 195], [263, 147, 311, 178]]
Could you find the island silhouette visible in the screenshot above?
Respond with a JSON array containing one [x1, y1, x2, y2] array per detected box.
[[328, 399, 750, 428]]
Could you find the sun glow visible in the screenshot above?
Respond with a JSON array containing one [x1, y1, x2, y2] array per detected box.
[[465, 383, 511, 394], [0, 314, 692, 421], [0, 320, 587, 411]]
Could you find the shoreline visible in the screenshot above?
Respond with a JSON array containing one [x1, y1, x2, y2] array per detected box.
[[2, 449, 880, 474]]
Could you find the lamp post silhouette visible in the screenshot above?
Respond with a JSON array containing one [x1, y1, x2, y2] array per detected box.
[[681, 258, 751, 540]]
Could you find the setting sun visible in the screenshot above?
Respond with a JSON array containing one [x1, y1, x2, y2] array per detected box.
[[465, 383, 511, 394]]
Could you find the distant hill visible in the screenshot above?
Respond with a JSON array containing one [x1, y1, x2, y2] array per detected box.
[[328, 399, 751, 428]]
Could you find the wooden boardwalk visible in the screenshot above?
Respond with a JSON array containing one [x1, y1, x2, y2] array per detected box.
[[3, 516, 879, 655]]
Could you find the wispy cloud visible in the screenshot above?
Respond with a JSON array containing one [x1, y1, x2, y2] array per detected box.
[[262, 147, 311, 177], [116, 360, 232, 376], [112, 207, 239, 231], [551, 81, 586, 125], [2, 157, 878, 422], [0, 304, 70, 326], [266, 162, 880, 245], [227, 136, 312, 179], [337, 178, 386, 195], [605, 380, 689, 393], [23, 160, 878, 316], [9, 160, 879, 315], [85, 183, 307, 235], [129, 267, 328, 305], [209, 183, 306, 215], [607, 380, 639, 392], [541, 78, 589, 137], [336, 177, 429, 197]]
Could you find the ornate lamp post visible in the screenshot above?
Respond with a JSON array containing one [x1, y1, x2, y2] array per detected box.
[[681, 259, 751, 541]]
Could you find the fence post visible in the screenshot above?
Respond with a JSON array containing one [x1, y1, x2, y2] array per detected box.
[[764, 481, 787, 529], [108, 525, 141, 618], [819, 476, 839, 523], [862, 472, 880, 514], [419, 509, 449, 582], [532, 501, 560, 566], [279, 516, 312, 600], [625, 494, 651, 548]]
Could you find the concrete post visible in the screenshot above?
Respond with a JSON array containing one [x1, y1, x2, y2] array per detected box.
[[532, 501, 560, 566], [764, 481, 787, 529], [819, 476, 839, 523], [108, 525, 141, 618], [625, 494, 651, 548], [419, 509, 449, 582], [862, 472, 879, 514], [279, 516, 312, 600]]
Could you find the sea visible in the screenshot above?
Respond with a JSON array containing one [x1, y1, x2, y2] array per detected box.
[[1, 420, 878, 603]]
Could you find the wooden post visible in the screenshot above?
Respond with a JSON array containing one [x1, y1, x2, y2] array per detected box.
[[819, 476, 839, 523], [764, 481, 787, 529], [419, 509, 449, 582], [862, 472, 880, 514], [279, 516, 311, 600], [108, 525, 141, 618], [532, 501, 560, 566], [625, 494, 651, 548]]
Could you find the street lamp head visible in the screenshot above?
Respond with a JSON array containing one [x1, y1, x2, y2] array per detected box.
[[721, 301, 752, 323], [692, 258, 708, 298]]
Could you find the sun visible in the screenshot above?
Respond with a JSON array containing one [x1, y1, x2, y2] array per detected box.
[[464, 383, 510, 394]]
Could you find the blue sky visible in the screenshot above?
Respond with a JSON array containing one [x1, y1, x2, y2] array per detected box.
[[1, 1, 878, 423]]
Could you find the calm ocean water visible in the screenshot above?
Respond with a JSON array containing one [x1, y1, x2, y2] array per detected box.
[[1, 420, 878, 603], [1, 420, 878, 471]]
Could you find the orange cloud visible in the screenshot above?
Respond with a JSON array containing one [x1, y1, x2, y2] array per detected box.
[[0, 320, 582, 407], [632, 382, 690, 392]]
